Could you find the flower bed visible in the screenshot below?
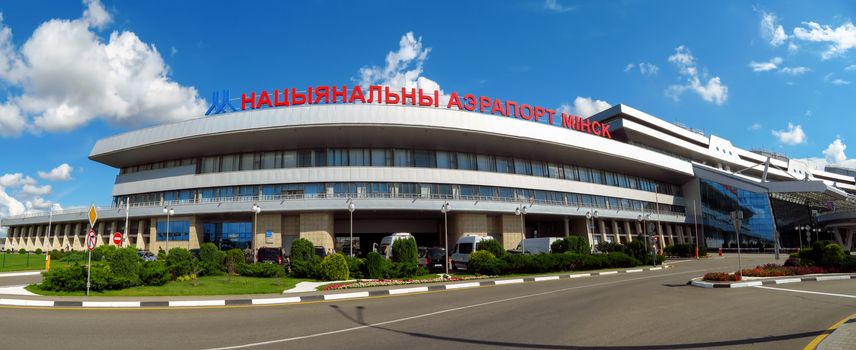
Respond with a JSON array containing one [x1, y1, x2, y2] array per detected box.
[[319, 275, 489, 291], [739, 264, 840, 277], [703, 272, 741, 282]]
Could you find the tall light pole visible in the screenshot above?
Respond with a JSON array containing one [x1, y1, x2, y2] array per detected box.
[[515, 204, 528, 254], [693, 200, 700, 259], [730, 210, 744, 277], [347, 199, 356, 257], [794, 225, 804, 250], [440, 201, 451, 276], [123, 196, 130, 248], [586, 210, 598, 252], [162, 206, 174, 251], [251, 203, 261, 250], [638, 212, 654, 266]]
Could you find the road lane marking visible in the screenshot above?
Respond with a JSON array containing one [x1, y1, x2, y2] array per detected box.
[[323, 292, 369, 300], [251, 297, 300, 305], [754, 286, 856, 299], [201, 268, 709, 350], [803, 311, 856, 350], [388, 286, 428, 295]]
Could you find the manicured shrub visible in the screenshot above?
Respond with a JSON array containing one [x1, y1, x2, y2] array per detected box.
[[40, 264, 86, 291], [140, 260, 170, 286], [60, 251, 86, 262], [595, 242, 625, 254], [344, 256, 365, 279], [604, 252, 641, 268], [199, 243, 226, 276], [468, 250, 496, 274], [106, 247, 142, 288], [18, 248, 26, 254], [476, 238, 506, 258], [225, 249, 244, 275], [501, 254, 538, 274], [625, 240, 649, 262], [842, 255, 856, 272], [156, 248, 167, 261], [49, 249, 64, 260], [820, 243, 846, 268], [386, 262, 425, 278], [703, 272, 741, 282], [290, 238, 314, 262], [34, 248, 43, 255], [290, 255, 321, 279], [238, 263, 285, 278], [565, 252, 604, 270], [92, 245, 118, 261], [364, 251, 387, 279], [551, 236, 590, 254], [392, 237, 418, 264], [319, 253, 349, 281], [165, 247, 195, 278]]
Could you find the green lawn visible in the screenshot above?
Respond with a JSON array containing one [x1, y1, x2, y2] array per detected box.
[[0, 253, 48, 272], [27, 275, 307, 296]]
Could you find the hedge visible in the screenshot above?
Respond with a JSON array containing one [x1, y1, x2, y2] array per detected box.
[[320, 253, 349, 281]]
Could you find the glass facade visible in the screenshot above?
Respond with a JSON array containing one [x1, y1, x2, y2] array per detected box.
[[120, 147, 682, 197], [700, 179, 775, 249], [156, 220, 190, 241], [203, 222, 252, 250], [120, 181, 686, 215]]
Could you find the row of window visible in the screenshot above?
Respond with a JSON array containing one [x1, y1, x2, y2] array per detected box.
[[117, 182, 686, 215], [120, 148, 682, 196]]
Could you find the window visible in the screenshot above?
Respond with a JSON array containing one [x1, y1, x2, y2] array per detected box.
[[605, 172, 617, 186], [261, 152, 279, 169], [240, 153, 255, 170], [314, 149, 327, 167], [514, 159, 531, 175], [350, 149, 369, 166], [531, 161, 546, 177], [239, 186, 257, 198], [262, 185, 282, 197], [563, 165, 577, 181], [436, 151, 452, 169], [298, 150, 313, 167], [496, 156, 514, 173], [479, 186, 496, 198], [330, 149, 348, 166], [394, 149, 412, 167], [456, 152, 476, 170], [201, 156, 219, 173], [477, 154, 495, 172], [178, 190, 195, 203], [221, 155, 238, 172], [157, 220, 190, 241], [201, 188, 218, 201], [283, 151, 297, 168], [547, 163, 562, 179], [414, 150, 435, 168], [219, 187, 235, 200], [371, 149, 390, 167], [591, 170, 604, 184]]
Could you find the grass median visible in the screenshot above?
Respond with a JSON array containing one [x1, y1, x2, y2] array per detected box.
[[0, 253, 48, 272], [26, 275, 308, 297]]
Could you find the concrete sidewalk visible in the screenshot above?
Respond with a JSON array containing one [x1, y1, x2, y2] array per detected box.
[[818, 316, 856, 350], [0, 265, 671, 308]]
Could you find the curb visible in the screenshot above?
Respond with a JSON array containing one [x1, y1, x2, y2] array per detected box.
[[0, 265, 672, 309], [688, 274, 856, 288], [0, 271, 42, 278]]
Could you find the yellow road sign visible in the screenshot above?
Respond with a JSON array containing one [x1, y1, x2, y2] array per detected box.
[[88, 204, 98, 228]]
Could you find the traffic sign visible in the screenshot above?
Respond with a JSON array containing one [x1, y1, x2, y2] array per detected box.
[[112, 232, 122, 246], [88, 204, 98, 228], [86, 230, 97, 251]]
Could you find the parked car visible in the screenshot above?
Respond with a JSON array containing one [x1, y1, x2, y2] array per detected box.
[[379, 232, 415, 259], [341, 245, 361, 257], [451, 235, 495, 271], [513, 237, 562, 255], [418, 247, 447, 272], [257, 247, 284, 264], [136, 250, 157, 261], [314, 246, 328, 258]]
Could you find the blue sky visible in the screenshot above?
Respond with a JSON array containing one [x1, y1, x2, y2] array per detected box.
[[1, 0, 856, 233]]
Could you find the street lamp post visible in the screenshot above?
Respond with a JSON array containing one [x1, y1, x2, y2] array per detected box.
[[251, 204, 261, 251], [162, 206, 174, 251], [515, 204, 529, 254], [347, 200, 356, 258], [730, 210, 744, 277], [440, 202, 451, 276], [638, 213, 654, 266], [586, 210, 598, 252], [794, 225, 804, 250]]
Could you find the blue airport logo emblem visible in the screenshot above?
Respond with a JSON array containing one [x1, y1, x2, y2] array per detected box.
[[205, 89, 239, 116]]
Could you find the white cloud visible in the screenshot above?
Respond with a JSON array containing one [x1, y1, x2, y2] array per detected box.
[[824, 73, 850, 85], [793, 21, 856, 59], [0, 188, 26, 217], [638, 62, 659, 76], [38, 163, 73, 181], [543, 0, 574, 13], [749, 122, 762, 131], [665, 46, 728, 105], [749, 57, 783, 72], [0, 173, 35, 188], [357, 32, 447, 105], [624, 63, 634, 72], [82, 0, 111, 30], [788, 42, 799, 54], [846, 64, 856, 71], [759, 10, 789, 46], [0, 3, 207, 137], [779, 66, 811, 75], [557, 97, 611, 118], [772, 122, 807, 145], [796, 138, 856, 170], [21, 184, 51, 196]]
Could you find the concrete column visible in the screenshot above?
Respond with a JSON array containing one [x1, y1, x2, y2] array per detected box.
[[623, 221, 633, 242], [611, 221, 620, 243], [833, 229, 844, 246], [282, 215, 300, 254], [136, 220, 147, 251], [299, 212, 335, 252], [563, 217, 570, 237], [254, 214, 282, 249], [109, 221, 117, 237], [656, 222, 666, 250], [149, 218, 160, 252], [501, 214, 523, 250], [597, 219, 607, 243], [846, 229, 855, 252], [96, 222, 105, 246]]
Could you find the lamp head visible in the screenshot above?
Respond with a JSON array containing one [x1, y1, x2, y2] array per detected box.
[[348, 202, 356, 212]]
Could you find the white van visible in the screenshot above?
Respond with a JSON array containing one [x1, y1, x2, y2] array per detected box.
[[451, 234, 495, 271], [379, 232, 415, 259], [515, 237, 561, 255]]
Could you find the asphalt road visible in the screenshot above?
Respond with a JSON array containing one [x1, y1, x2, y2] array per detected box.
[[1, 255, 855, 350]]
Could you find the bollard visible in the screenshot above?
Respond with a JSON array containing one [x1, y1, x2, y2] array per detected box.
[[718, 247, 723, 257]]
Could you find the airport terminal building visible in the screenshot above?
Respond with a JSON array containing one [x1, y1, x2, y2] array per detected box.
[[3, 85, 856, 254]]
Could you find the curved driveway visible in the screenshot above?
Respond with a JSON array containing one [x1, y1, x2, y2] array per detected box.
[[1, 255, 854, 349]]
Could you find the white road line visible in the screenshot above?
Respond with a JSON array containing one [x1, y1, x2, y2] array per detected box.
[[388, 286, 428, 295], [323, 292, 369, 300], [169, 300, 226, 307], [445, 282, 480, 289], [0, 298, 53, 307], [201, 268, 710, 350], [494, 279, 525, 285], [754, 285, 856, 299], [533, 276, 559, 281], [252, 297, 301, 305]]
